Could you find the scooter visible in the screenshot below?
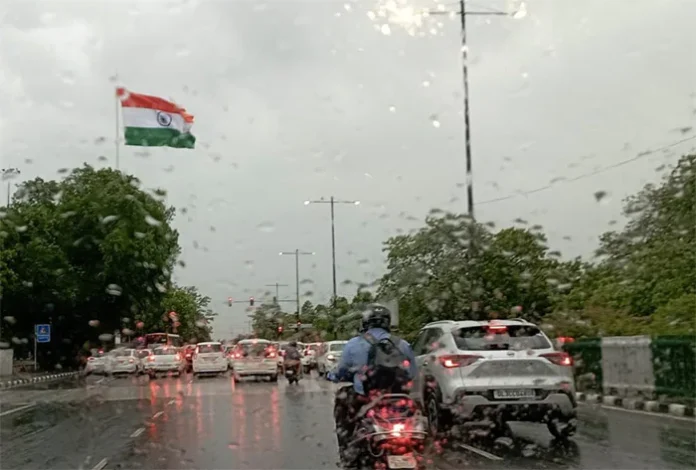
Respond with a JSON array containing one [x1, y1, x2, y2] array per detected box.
[[284, 359, 301, 385]]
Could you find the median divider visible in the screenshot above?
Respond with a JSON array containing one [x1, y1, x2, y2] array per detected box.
[[566, 335, 695, 418], [0, 371, 79, 390]]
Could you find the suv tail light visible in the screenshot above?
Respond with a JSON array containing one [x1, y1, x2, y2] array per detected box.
[[540, 352, 573, 367], [438, 354, 482, 368]]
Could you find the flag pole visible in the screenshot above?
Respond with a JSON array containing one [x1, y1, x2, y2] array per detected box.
[[115, 86, 121, 171]]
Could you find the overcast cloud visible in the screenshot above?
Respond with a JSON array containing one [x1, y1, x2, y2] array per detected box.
[[1, 0, 695, 336]]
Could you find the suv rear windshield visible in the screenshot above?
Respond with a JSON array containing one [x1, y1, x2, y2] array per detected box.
[[198, 344, 222, 353], [454, 325, 551, 351], [237, 343, 269, 356], [153, 348, 177, 356]]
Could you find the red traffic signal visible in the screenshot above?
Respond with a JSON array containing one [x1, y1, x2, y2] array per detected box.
[[249, 296, 255, 306], [228, 297, 233, 307]]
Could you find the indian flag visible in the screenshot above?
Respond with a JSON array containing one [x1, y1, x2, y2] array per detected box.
[[117, 87, 196, 149]]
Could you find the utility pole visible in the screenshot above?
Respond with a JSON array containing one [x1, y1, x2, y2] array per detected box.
[[304, 197, 360, 307], [279, 250, 314, 320], [265, 283, 288, 303]]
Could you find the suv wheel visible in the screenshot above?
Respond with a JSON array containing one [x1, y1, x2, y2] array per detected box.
[[426, 388, 452, 436]]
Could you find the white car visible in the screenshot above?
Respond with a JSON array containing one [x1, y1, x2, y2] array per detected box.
[[317, 341, 348, 376], [85, 349, 107, 375], [301, 343, 321, 373], [145, 346, 185, 378], [192, 342, 228, 377], [104, 348, 141, 375], [231, 339, 278, 383]]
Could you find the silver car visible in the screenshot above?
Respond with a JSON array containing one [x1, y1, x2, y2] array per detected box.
[[411, 319, 577, 440], [317, 340, 347, 376]]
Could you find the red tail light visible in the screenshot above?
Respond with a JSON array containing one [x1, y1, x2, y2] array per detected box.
[[438, 354, 482, 368], [557, 336, 575, 345], [486, 322, 508, 333], [541, 352, 573, 367]]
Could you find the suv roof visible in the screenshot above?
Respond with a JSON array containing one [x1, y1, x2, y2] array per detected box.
[[423, 318, 534, 332]]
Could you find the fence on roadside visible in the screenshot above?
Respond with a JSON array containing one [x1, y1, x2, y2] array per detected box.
[[564, 335, 696, 403]]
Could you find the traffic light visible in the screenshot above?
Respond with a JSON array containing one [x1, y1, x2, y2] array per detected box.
[[249, 296, 255, 306], [228, 297, 233, 307]]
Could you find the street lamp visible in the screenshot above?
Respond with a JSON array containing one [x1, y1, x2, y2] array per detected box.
[[372, 1, 524, 219], [279, 250, 315, 321], [304, 197, 360, 307]]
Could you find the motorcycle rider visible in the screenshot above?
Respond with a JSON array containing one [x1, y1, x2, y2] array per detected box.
[[327, 303, 417, 467], [283, 340, 302, 375]]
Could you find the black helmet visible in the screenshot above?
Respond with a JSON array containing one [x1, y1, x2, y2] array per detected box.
[[361, 303, 392, 332], [289, 341, 297, 348]]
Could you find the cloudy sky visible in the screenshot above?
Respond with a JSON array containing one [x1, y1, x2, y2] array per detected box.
[[2, 0, 694, 336]]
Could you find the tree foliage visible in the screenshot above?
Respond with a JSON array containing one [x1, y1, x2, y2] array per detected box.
[[0, 166, 216, 368]]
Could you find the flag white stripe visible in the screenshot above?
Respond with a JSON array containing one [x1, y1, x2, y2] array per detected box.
[[121, 107, 188, 133]]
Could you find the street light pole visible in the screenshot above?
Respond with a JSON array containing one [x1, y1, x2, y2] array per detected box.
[[265, 283, 289, 303], [429, 2, 516, 219], [304, 197, 360, 307], [279, 250, 315, 320]]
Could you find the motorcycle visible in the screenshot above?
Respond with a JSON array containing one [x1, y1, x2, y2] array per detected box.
[[346, 393, 428, 470], [284, 359, 301, 385]]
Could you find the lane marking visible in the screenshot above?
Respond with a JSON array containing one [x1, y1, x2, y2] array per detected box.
[[579, 402, 695, 422], [152, 411, 164, 418], [91, 458, 108, 470], [456, 443, 504, 461], [0, 403, 36, 417], [130, 427, 145, 438]]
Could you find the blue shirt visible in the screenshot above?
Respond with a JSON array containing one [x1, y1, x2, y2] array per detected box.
[[330, 328, 418, 395]]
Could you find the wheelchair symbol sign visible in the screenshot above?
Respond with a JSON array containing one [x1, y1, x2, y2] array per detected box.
[[35, 324, 51, 343]]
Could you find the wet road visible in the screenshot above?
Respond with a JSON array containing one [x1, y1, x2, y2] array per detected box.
[[1, 372, 694, 469]]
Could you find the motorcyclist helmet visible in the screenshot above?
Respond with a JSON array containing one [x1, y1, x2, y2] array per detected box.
[[361, 303, 392, 332]]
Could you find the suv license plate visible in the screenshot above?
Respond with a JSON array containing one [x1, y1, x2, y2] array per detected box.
[[494, 389, 535, 399], [387, 454, 416, 469]]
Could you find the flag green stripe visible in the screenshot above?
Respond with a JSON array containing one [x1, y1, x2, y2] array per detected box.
[[124, 127, 196, 149]]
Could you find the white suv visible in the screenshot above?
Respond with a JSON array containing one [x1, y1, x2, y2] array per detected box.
[[410, 319, 577, 440]]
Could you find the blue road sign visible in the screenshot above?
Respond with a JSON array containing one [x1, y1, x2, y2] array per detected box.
[[35, 324, 51, 343]]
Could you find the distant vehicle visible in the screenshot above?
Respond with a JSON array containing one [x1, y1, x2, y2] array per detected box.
[[104, 348, 143, 376], [144, 333, 183, 349], [145, 346, 185, 378], [192, 342, 228, 378], [316, 341, 347, 376], [230, 339, 278, 383], [85, 349, 107, 375]]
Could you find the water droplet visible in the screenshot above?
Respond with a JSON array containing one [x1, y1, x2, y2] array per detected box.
[[388, 105, 396, 113], [380, 24, 391, 35], [89, 320, 100, 327], [593, 190, 608, 202], [422, 80, 431, 88], [15, 225, 28, 232], [101, 215, 119, 224], [144, 214, 162, 226], [122, 328, 134, 336], [106, 284, 123, 296], [430, 115, 441, 128], [98, 333, 114, 342], [256, 221, 275, 233]]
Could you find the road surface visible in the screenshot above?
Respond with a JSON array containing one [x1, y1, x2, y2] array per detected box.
[[1, 373, 694, 469]]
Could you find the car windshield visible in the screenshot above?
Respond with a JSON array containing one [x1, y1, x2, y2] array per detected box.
[[198, 344, 222, 353], [329, 343, 346, 352], [453, 325, 552, 351]]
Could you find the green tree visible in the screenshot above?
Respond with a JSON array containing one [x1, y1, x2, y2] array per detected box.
[[2, 166, 182, 367]]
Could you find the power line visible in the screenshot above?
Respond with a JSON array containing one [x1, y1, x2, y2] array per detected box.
[[477, 135, 696, 206]]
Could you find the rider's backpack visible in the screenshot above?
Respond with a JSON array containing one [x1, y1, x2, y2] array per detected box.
[[362, 333, 410, 394]]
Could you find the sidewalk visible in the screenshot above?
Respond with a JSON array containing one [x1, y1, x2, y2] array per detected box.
[[0, 371, 79, 390]]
